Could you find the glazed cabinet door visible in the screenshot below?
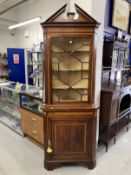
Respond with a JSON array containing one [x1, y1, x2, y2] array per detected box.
[[45, 113, 97, 166], [46, 34, 95, 104]]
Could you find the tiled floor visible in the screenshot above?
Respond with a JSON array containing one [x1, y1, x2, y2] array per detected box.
[[0, 123, 131, 175]]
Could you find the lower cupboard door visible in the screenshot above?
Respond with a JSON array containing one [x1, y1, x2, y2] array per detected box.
[[46, 116, 96, 161]]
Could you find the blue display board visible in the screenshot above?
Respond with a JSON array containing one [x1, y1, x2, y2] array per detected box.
[[129, 41, 131, 65], [7, 48, 25, 83]]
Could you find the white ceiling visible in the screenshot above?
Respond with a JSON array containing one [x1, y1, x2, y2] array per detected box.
[[0, 0, 27, 14], [0, 0, 28, 27], [0, 0, 7, 4]]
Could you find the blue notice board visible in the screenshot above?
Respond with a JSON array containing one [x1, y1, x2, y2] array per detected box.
[[7, 48, 25, 83]]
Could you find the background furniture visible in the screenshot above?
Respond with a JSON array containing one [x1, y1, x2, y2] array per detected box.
[[0, 83, 23, 136], [0, 82, 43, 138], [25, 50, 44, 88], [0, 52, 8, 79], [99, 36, 131, 151], [20, 92, 44, 146], [102, 37, 130, 87], [41, 4, 99, 170], [7, 48, 26, 84]]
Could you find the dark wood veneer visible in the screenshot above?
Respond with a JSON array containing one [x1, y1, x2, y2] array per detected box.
[[41, 4, 99, 170], [99, 37, 131, 151]]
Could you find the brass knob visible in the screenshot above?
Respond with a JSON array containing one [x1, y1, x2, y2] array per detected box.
[[32, 130, 37, 135], [47, 139, 53, 153], [32, 118, 37, 122], [47, 146, 53, 153]]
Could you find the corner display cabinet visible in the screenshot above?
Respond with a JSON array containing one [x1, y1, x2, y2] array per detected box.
[[41, 4, 99, 170]]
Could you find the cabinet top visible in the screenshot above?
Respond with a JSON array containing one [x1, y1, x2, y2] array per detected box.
[[41, 4, 100, 28]]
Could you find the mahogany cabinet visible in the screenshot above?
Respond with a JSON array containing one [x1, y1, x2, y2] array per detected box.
[[41, 4, 99, 170]]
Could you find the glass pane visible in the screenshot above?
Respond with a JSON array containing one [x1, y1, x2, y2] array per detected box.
[[21, 95, 43, 115], [51, 37, 90, 102]]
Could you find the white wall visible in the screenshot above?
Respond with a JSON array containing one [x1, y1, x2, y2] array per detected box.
[[13, 22, 43, 49], [92, 0, 106, 106], [13, 0, 92, 48], [92, 0, 106, 141], [0, 0, 67, 50], [0, 28, 16, 52], [0, 0, 105, 54], [70, 0, 92, 15], [0, 8, 17, 51], [13, 0, 67, 48]]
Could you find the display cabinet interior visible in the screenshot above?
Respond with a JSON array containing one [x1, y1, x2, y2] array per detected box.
[[52, 36, 91, 102]]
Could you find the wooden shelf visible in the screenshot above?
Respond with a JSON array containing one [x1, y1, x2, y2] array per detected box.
[[53, 86, 88, 90], [52, 69, 89, 72], [52, 51, 90, 54]]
